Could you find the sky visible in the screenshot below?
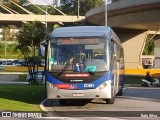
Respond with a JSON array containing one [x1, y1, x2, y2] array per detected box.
[[30, 0, 54, 5]]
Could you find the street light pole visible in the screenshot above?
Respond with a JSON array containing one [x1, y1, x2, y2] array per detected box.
[[45, 5, 47, 33], [105, 0, 112, 26], [105, 0, 107, 26], [44, 5, 47, 96], [78, 0, 79, 18]]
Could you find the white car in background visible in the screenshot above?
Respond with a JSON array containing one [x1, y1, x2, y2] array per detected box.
[[0, 61, 21, 66], [148, 66, 160, 69], [27, 70, 45, 83], [40, 61, 45, 67]]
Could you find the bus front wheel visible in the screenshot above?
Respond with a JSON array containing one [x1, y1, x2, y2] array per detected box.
[[105, 97, 115, 104], [59, 99, 66, 105]]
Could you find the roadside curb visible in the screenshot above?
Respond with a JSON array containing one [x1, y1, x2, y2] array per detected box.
[[0, 82, 29, 84], [0, 72, 27, 74], [40, 99, 47, 112], [40, 99, 62, 117], [124, 84, 141, 87]]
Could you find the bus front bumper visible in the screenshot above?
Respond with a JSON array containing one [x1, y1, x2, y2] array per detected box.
[[46, 82, 113, 99]]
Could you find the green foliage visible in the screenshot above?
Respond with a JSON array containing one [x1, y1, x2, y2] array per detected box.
[[0, 43, 19, 54], [112, 0, 122, 3], [143, 34, 154, 55], [1, 0, 103, 16], [0, 0, 26, 14], [1, 26, 11, 41], [60, 0, 103, 15], [124, 75, 143, 84], [16, 21, 46, 85], [53, 24, 60, 29], [0, 43, 4, 54], [7, 43, 17, 53], [0, 0, 55, 15], [0, 84, 45, 111], [1, 25, 18, 42], [16, 21, 46, 56]]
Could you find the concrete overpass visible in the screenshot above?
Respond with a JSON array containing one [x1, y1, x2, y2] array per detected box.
[[86, 0, 160, 69], [0, 14, 85, 26], [0, 0, 85, 26]]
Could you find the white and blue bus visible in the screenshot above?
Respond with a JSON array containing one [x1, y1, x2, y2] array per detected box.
[[46, 26, 124, 104]]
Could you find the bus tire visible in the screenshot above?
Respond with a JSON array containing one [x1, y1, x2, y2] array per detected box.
[[116, 89, 123, 96], [59, 99, 66, 105], [105, 96, 115, 104]]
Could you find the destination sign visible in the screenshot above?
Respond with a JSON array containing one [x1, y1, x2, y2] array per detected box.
[[64, 73, 90, 77], [57, 38, 100, 45]]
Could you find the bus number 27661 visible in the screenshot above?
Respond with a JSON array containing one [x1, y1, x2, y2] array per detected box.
[[84, 84, 94, 88]]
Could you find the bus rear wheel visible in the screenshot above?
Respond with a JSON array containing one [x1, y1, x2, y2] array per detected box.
[[116, 89, 123, 96], [105, 97, 115, 104]]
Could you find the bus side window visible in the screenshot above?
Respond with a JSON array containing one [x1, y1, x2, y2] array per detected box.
[[111, 40, 114, 53], [111, 39, 117, 57]]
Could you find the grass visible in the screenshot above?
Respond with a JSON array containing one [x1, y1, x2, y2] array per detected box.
[[124, 75, 144, 84], [15, 74, 27, 82], [124, 75, 160, 84], [0, 84, 45, 111], [0, 54, 23, 59]]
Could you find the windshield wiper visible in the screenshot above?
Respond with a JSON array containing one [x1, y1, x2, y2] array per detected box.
[[57, 58, 74, 76]]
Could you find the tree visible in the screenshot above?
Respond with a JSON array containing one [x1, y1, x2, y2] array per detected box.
[[0, 0, 54, 15], [1, 26, 11, 56], [143, 34, 154, 55], [60, 0, 103, 15], [112, 0, 122, 3], [0, 0, 28, 14], [16, 21, 46, 84]]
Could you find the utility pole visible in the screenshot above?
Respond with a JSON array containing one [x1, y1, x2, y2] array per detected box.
[[105, 0, 112, 26], [45, 5, 48, 35], [105, 0, 108, 26]]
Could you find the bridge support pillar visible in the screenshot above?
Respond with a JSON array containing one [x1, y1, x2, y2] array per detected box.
[[116, 30, 149, 69], [154, 38, 160, 67]]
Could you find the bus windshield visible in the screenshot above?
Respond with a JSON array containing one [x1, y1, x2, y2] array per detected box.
[[49, 37, 108, 73]]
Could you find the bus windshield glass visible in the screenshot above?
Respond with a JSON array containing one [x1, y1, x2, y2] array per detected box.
[[49, 37, 108, 73]]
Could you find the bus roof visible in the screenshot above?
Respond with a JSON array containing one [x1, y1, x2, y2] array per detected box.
[[50, 26, 112, 38]]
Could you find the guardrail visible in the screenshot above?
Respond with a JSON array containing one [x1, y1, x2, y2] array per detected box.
[[0, 66, 4, 70]]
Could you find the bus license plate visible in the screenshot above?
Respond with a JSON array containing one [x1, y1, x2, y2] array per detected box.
[[72, 93, 84, 97]]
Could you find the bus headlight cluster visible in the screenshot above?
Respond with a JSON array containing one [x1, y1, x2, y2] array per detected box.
[[47, 83, 58, 89], [47, 83, 54, 88], [97, 80, 112, 90]]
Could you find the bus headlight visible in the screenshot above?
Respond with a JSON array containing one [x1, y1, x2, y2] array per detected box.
[[97, 80, 112, 90], [47, 83, 54, 88], [47, 83, 59, 89]]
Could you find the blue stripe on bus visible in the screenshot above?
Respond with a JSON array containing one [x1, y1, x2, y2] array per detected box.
[[46, 72, 64, 84], [45, 71, 114, 89]]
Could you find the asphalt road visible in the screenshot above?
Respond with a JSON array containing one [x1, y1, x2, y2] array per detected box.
[[0, 74, 19, 82], [42, 87, 160, 119]]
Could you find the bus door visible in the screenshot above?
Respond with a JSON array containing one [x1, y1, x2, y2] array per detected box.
[[111, 39, 118, 95]]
